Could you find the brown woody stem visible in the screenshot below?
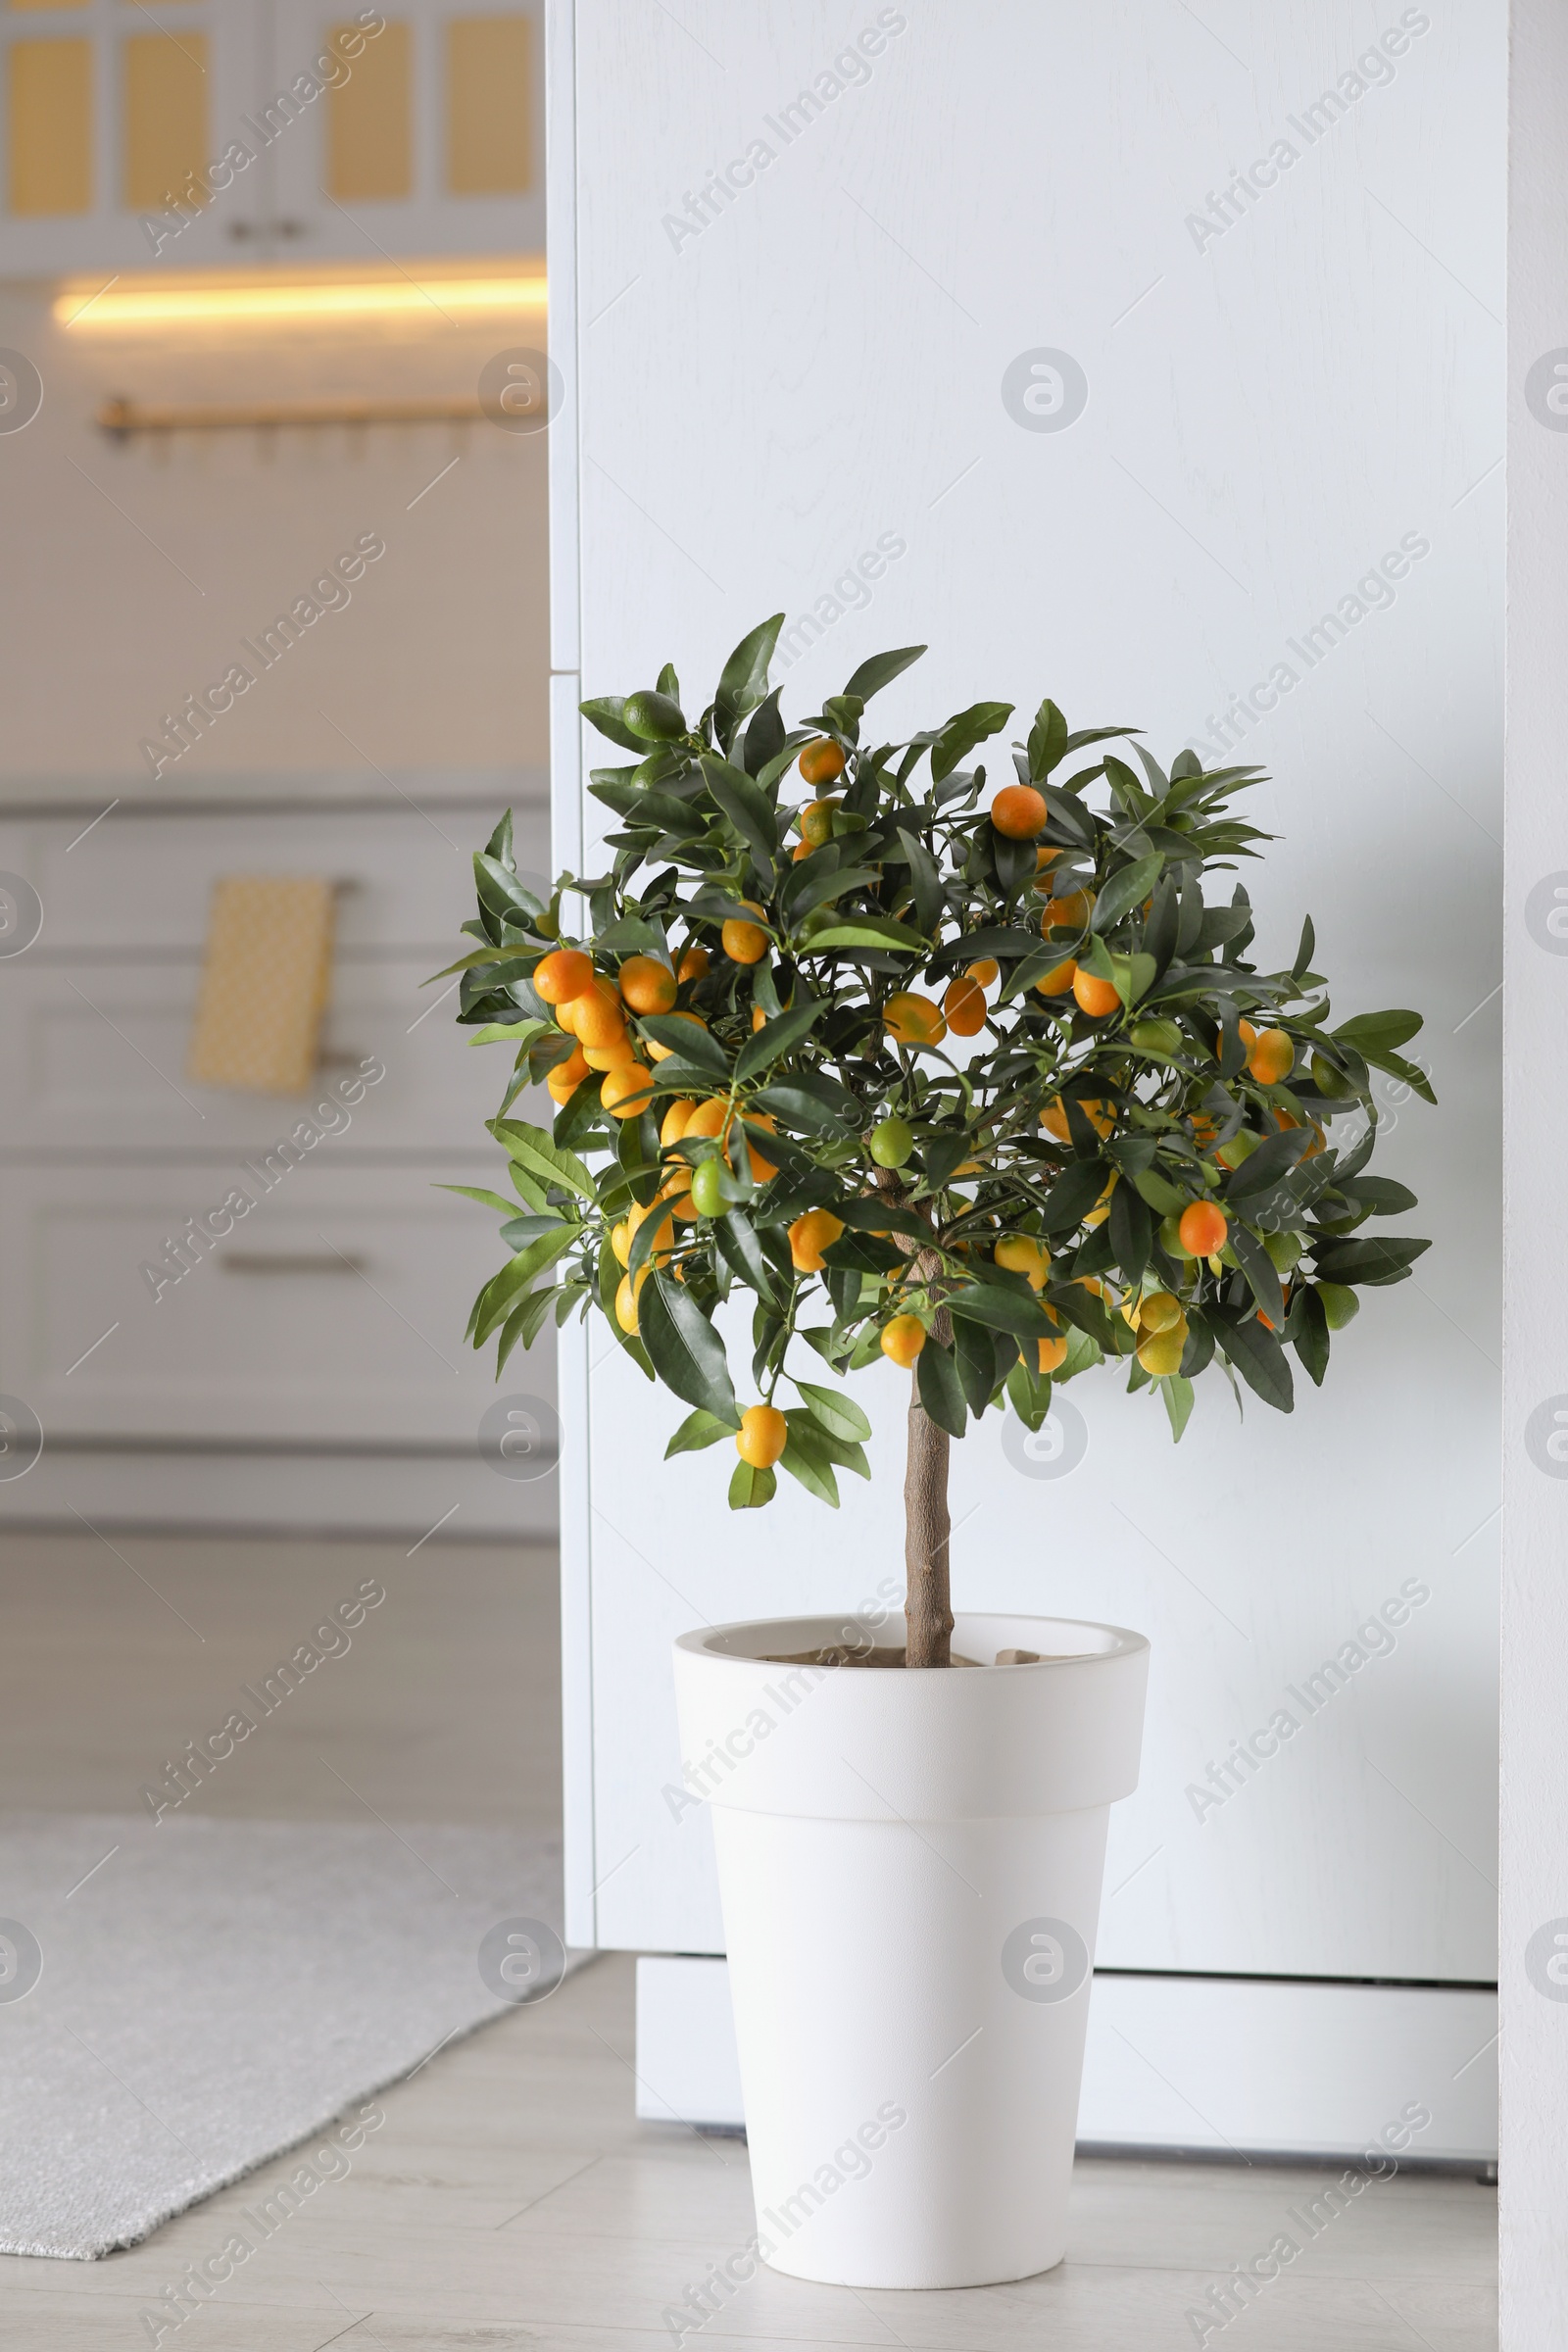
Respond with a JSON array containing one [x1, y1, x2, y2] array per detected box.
[[904, 1297, 954, 1668]]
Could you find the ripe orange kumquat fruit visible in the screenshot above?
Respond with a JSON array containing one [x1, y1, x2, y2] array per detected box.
[[1084, 1172, 1117, 1228], [1031, 847, 1062, 891], [792, 840, 814, 862], [799, 738, 847, 786], [1041, 890, 1094, 934], [660, 1099, 696, 1148], [676, 945, 710, 983], [883, 992, 947, 1047], [532, 948, 594, 1004], [572, 985, 627, 1052], [943, 975, 986, 1035], [991, 784, 1048, 839], [617, 956, 677, 1016], [965, 958, 1000, 989], [1072, 967, 1121, 1018], [601, 1061, 655, 1119], [788, 1207, 844, 1271], [880, 1314, 927, 1367], [1035, 958, 1077, 999], [1247, 1026, 1295, 1085], [995, 1235, 1051, 1290], [547, 1053, 588, 1104], [614, 1266, 651, 1332], [583, 1037, 637, 1071], [735, 1404, 788, 1468], [800, 798, 840, 847], [1178, 1200, 1228, 1257], [1037, 1333, 1069, 1374], [721, 902, 769, 963], [627, 1198, 674, 1264]]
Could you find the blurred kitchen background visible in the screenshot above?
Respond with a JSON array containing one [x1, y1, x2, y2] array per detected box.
[[0, 0, 558, 1827]]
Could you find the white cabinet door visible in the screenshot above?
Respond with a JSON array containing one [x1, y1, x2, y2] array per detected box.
[[269, 0, 542, 262], [1, 0, 267, 273]]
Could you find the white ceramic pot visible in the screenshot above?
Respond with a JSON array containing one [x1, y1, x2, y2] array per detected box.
[[672, 1609, 1150, 2291]]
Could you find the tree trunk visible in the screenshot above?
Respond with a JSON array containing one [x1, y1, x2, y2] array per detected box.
[[904, 1303, 954, 1667]]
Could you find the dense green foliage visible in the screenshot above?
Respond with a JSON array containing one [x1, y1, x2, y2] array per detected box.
[[443, 617, 1433, 1508]]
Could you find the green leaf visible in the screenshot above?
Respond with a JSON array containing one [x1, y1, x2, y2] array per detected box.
[[639, 1272, 739, 1421], [930, 701, 1014, 786], [1092, 853, 1163, 934], [1040, 1158, 1112, 1233], [1161, 1374, 1196, 1442], [951, 1311, 1002, 1415], [1005, 1357, 1053, 1432], [795, 1380, 872, 1444], [842, 644, 926, 703], [1337, 1176, 1419, 1216], [1107, 1183, 1152, 1283], [1308, 1235, 1431, 1285], [751, 1082, 850, 1137], [436, 1183, 520, 1218], [945, 1282, 1059, 1339], [796, 913, 928, 955], [896, 828, 946, 939], [1026, 698, 1069, 780], [714, 1209, 778, 1300], [699, 755, 780, 866], [1292, 914, 1316, 980], [1333, 1008, 1423, 1054], [667, 1407, 741, 1456], [1222, 1125, 1312, 1200], [472, 1225, 579, 1345], [495, 1283, 559, 1375], [778, 1424, 840, 1506], [714, 614, 785, 738], [733, 999, 825, 1081], [729, 1460, 777, 1509], [1294, 1284, 1330, 1386], [642, 1015, 733, 1081], [821, 1229, 903, 1276], [1132, 1167, 1188, 1217], [1215, 1312, 1295, 1412], [579, 695, 651, 753], [916, 1342, 967, 1438], [492, 1118, 597, 1202], [1229, 1224, 1286, 1327], [466, 1017, 550, 1050]]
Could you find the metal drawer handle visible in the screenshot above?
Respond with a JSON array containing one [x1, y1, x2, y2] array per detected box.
[[218, 1252, 368, 1276]]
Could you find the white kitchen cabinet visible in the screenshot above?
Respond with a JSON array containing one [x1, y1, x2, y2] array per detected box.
[[551, 0, 1503, 2149], [1, 0, 540, 274]]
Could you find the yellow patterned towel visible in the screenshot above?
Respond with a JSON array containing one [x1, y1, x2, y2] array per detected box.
[[187, 876, 335, 1096]]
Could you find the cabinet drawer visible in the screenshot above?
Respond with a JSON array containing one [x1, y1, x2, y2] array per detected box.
[[0, 1161, 554, 1445], [0, 956, 539, 1151]]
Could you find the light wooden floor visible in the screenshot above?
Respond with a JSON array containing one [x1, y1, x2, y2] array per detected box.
[[0, 1532, 1497, 2349]]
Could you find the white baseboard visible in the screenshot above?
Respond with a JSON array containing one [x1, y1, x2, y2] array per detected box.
[[634, 1955, 1497, 2166]]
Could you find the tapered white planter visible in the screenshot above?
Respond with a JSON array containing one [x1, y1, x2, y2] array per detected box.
[[672, 1610, 1150, 2290]]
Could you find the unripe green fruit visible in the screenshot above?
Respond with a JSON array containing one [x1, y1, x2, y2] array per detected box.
[[1263, 1230, 1303, 1274], [1215, 1128, 1259, 1170], [689, 1157, 727, 1218], [1316, 1279, 1359, 1329], [1130, 1018, 1184, 1055], [622, 688, 687, 742], [1312, 1054, 1350, 1097], [870, 1116, 914, 1169], [1159, 1212, 1196, 1261]]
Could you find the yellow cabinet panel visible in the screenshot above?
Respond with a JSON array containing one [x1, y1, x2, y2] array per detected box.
[[326, 16, 410, 200], [447, 14, 529, 195], [122, 30, 208, 211], [8, 37, 91, 215]]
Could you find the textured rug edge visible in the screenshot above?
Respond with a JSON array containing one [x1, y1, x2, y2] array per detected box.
[[3, 1953, 596, 2263]]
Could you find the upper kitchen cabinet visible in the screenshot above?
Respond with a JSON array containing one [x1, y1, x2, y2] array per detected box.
[[0, 0, 540, 273]]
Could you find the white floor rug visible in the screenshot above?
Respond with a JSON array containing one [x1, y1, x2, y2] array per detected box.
[[0, 1810, 583, 2259]]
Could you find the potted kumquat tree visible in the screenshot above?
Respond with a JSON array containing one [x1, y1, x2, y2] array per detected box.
[[441, 618, 1433, 2290]]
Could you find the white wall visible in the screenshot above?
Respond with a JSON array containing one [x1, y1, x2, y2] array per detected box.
[[558, 0, 1504, 2009], [1503, 3, 1568, 2337]]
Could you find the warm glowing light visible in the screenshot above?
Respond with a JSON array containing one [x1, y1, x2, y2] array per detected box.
[[55, 274, 548, 328]]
